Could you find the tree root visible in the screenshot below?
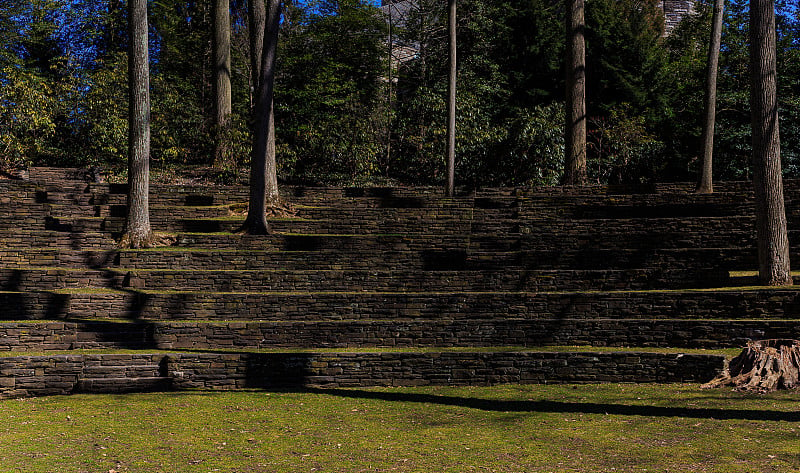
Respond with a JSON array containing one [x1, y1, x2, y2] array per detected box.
[[701, 339, 800, 393], [228, 201, 297, 219], [118, 232, 177, 249]]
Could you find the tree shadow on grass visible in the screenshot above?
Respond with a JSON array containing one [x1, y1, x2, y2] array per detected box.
[[299, 387, 800, 422]]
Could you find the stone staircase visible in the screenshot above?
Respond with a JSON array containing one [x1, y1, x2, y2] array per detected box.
[[1, 167, 798, 397]]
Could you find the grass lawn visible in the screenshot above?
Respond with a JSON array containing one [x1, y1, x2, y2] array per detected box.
[[0, 384, 798, 472]]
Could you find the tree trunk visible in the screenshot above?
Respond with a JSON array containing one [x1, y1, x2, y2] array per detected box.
[[446, 0, 457, 197], [696, 0, 724, 194], [750, 0, 792, 286], [702, 339, 800, 392], [564, 0, 587, 186], [248, 0, 278, 205], [122, 0, 153, 248], [244, 0, 280, 235], [213, 0, 233, 170], [248, 0, 265, 98]]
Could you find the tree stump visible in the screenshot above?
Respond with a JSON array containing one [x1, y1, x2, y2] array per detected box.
[[702, 339, 800, 393]]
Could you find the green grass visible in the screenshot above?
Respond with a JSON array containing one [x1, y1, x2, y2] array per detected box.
[[0, 384, 797, 472]]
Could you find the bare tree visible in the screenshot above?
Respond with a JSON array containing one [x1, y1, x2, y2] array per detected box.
[[696, 0, 724, 194], [563, 0, 586, 186], [213, 0, 233, 170], [244, 0, 280, 234], [750, 0, 792, 285], [446, 0, 457, 197], [121, 0, 153, 248]]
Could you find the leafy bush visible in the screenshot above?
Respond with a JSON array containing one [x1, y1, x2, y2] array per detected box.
[[588, 104, 665, 184], [0, 66, 59, 169]]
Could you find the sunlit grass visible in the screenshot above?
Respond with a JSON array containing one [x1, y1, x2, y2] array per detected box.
[[0, 384, 797, 472]]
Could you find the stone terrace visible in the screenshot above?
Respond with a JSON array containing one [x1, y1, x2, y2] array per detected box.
[[1, 167, 798, 397]]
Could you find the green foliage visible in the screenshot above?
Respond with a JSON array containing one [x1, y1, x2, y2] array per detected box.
[[662, 0, 800, 181], [495, 0, 564, 107], [496, 102, 566, 187], [0, 0, 23, 64], [0, 0, 86, 168], [148, 0, 216, 167], [581, 0, 674, 182], [0, 66, 58, 168], [393, 0, 565, 186], [588, 104, 666, 183], [391, 0, 673, 186], [1, 0, 799, 185], [660, 4, 711, 176], [81, 54, 128, 168], [277, 0, 388, 183], [585, 0, 669, 119]]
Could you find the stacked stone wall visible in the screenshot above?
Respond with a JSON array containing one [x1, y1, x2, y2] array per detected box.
[[4, 168, 797, 396], [0, 319, 793, 352], [0, 351, 725, 398]]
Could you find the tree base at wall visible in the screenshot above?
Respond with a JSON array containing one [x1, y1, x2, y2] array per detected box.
[[118, 232, 177, 249], [229, 201, 297, 219]]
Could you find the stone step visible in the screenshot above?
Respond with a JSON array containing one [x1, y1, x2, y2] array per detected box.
[[81, 363, 165, 378], [0, 231, 115, 249], [0, 319, 790, 351], [0, 267, 735, 292], [91, 184, 473, 208], [35, 189, 94, 206], [89, 204, 231, 219], [166, 227, 792, 252], [111, 246, 763, 272], [0, 350, 727, 399], [79, 180, 800, 212], [13, 168, 800, 197], [1, 288, 798, 322], [37, 214, 795, 252], [0, 249, 119, 268], [518, 201, 756, 221], [512, 227, 800, 251], [0, 244, 780, 275], [28, 166, 99, 183], [80, 203, 511, 222], [169, 233, 468, 252], [57, 215, 479, 236], [75, 377, 173, 393]]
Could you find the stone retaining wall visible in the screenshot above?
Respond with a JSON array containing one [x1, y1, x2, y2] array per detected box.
[[0, 351, 726, 398], [0, 319, 793, 351], [0, 267, 729, 292], [113, 246, 758, 272], [2, 289, 798, 322]]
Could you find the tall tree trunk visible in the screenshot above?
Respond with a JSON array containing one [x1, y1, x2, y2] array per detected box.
[[249, 0, 265, 98], [563, 0, 586, 186], [446, 0, 456, 197], [750, 0, 792, 285], [564, 0, 587, 186], [213, 0, 233, 170], [244, 0, 280, 235], [123, 0, 152, 248], [248, 0, 279, 207], [385, 1, 394, 175], [696, 0, 724, 194]]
